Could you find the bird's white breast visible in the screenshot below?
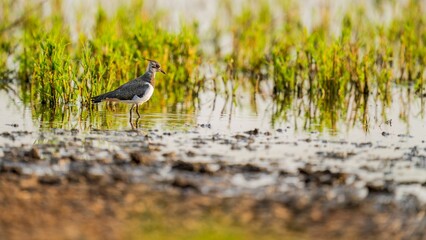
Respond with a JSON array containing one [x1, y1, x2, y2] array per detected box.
[[125, 83, 154, 105]]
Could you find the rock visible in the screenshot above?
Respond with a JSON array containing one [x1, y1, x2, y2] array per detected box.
[[186, 151, 196, 157], [172, 176, 199, 192], [70, 154, 83, 161], [162, 151, 177, 159], [241, 163, 265, 173], [234, 134, 248, 140], [198, 123, 211, 128], [130, 152, 155, 165], [172, 161, 198, 172], [113, 151, 130, 163], [1, 132, 15, 141], [38, 175, 61, 185], [1, 163, 23, 175], [245, 128, 259, 135], [27, 147, 42, 160], [171, 160, 219, 174]]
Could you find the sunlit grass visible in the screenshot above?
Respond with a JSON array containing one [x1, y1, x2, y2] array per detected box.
[[211, 0, 426, 132], [15, 0, 199, 109]]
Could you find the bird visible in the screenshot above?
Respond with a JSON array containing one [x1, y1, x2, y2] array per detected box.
[[92, 59, 165, 125]]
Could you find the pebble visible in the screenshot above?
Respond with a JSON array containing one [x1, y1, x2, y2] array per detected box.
[[28, 147, 41, 160], [162, 151, 177, 159], [130, 152, 155, 165], [172, 176, 200, 192], [1, 163, 23, 175], [245, 128, 259, 135], [38, 175, 61, 185]]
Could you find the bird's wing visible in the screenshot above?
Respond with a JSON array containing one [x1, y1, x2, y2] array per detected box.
[[114, 75, 143, 90], [92, 75, 149, 103], [96, 81, 151, 101]]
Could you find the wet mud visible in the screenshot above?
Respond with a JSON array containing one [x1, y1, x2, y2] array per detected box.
[[0, 128, 425, 239]]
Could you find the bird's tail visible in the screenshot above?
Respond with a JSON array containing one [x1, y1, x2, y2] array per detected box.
[[92, 92, 110, 103]]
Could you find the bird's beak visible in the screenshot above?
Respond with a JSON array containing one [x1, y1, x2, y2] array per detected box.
[[160, 69, 166, 74]]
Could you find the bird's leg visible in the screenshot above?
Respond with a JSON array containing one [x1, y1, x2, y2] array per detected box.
[[136, 104, 141, 118], [135, 116, 140, 129], [129, 104, 135, 123]]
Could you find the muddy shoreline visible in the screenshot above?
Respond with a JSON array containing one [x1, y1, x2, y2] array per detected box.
[[0, 129, 425, 239], [1, 174, 424, 240]]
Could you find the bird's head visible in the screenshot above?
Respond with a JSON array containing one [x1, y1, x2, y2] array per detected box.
[[145, 59, 166, 74]]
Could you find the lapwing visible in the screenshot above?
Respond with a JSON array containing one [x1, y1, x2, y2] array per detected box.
[[92, 59, 165, 123]]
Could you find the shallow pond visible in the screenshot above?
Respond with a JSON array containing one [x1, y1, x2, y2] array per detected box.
[[2, 84, 425, 137], [1, 84, 425, 205]]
